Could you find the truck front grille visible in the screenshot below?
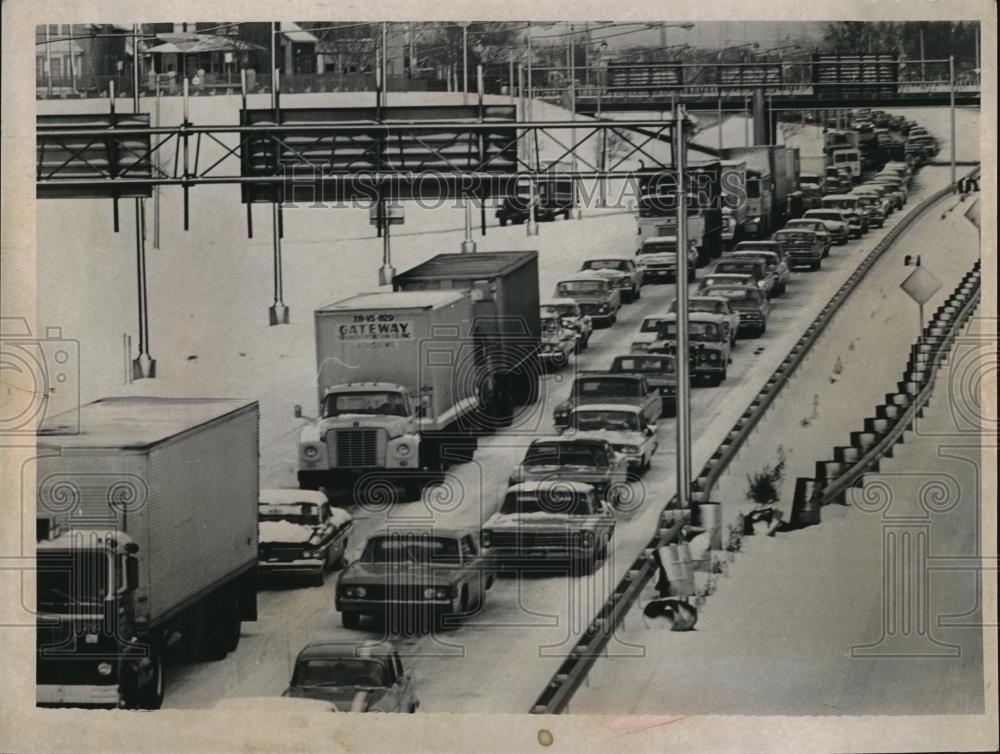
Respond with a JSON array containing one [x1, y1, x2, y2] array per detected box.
[[330, 428, 382, 467], [491, 531, 573, 550]]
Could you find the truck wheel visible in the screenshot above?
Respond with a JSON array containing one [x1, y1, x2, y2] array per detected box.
[[811, 259, 822, 271], [298, 471, 322, 491], [225, 595, 242, 653], [341, 611, 360, 630], [135, 648, 164, 710], [402, 479, 424, 501], [311, 568, 326, 588], [499, 217, 508, 227]]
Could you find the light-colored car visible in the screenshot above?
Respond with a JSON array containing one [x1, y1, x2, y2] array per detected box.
[[729, 247, 791, 297], [631, 315, 671, 352], [564, 404, 658, 476], [554, 273, 621, 327], [669, 295, 741, 346], [539, 314, 578, 370], [635, 235, 698, 284], [258, 489, 353, 586], [784, 218, 835, 252], [821, 195, 867, 235], [483, 481, 616, 572], [508, 437, 629, 504], [580, 256, 644, 302], [541, 297, 592, 350], [805, 208, 856, 242], [283, 641, 418, 712]]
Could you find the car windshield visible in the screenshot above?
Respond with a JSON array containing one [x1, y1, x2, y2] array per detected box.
[[500, 489, 597, 516], [807, 212, 841, 222], [612, 356, 675, 374], [577, 377, 637, 397], [323, 391, 407, 418], [639, 318, 667, 333], [704, 287, 763, 305], [584, 260, 627, 272], [362, 534, 462, 564], [787, 221, 822, 232], [715, 262, 761, 276], [703, 275, 749, 288], [776, 232, 811, 243], [658, 321, 722, 342], [523, 441, 608, 467], [684, 300, 724, 314], [293, 658, 388, 688], [639, 243, 677, 255], [557, 280, 606, 296], [259, 502, 321, 525], [734, 253, 776, 266], [573, 409, 642, 432], [735, 243, 778, 253], [823, 198, 856, 210]]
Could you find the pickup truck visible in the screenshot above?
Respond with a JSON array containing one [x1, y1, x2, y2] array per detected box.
[[552, 371, 663, 431], [669, 295, 740, 347], [702, 284, 772, 338], [507, 437, 628, 504], [335, 526, 494, 630], [729, 249, 790, 296], [580, 256, 643, 303], [540, 298, 592, 350], [773, 228, 826, 271], [649, 313, 732, 385], [608, 353, 677, 416], [258, 489, 353, 586], [554, 273, 621, 327], [482, 481, 616, 573]]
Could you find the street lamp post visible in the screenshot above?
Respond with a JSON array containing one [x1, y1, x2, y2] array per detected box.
[[131, 23, 155, 378], [673, 102, 692, 510], [462, 23, 469, 105]]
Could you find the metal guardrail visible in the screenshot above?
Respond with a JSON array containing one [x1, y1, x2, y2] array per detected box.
[[818, 263, 981, 505], [528, 161, 982, 715]]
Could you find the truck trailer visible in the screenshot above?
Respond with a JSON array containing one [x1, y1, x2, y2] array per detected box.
[[393, 250, 542, 422], [297, 289, 488, 495], [35, 397, 260, 709]]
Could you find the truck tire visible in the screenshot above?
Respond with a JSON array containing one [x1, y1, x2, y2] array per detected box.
[[499, 216, 508, 226], [298, 471, 323, 491], [203, 604, 232, 661], [135, 648, 165, 710], [225, 596, 242, 653], [341, 611, 360, 630], [311, 568, 326, 588]]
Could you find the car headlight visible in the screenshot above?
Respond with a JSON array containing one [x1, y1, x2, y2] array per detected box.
[[757, 280, 766, 288], [305, 549, 322, 559], [355, 586, 367, 598], [623, 445, 640, 454], [395, 443, 411, 457], [599, 303, 610, 312], [435, 586, 451, 600], [97, 662, 113, 677], [481, 530, 492, 548], [423, 587, 436, 599], [303, 445, 319, 460]]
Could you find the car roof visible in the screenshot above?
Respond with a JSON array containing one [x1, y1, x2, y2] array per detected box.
[[731, 249, 777, 256], [823, 194, 856, 200], [705, 273, 753, 280], [558, 271, 608, 282], [529, 436, 609, 447], [644, 235, 679, 243], [663, 312, 723, 323], [507, 480, 595, 494], [260, 489, 329, 506], [583, 255, 631, 263], [296, 640, 395, 662], [367, 525, 471, 540], [686, 295, 728, 304]]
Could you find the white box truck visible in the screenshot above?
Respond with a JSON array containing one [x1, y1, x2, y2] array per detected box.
[[296, 289, 486, 497], [35, 397, 260, 709]]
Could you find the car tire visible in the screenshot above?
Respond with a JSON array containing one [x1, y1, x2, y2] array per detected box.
[[341, 611, 360, 630], [311, 568, 326, 587], [499, 217, 508, 227], [633, 285, 641, 301], [811, 260, 821, 271]]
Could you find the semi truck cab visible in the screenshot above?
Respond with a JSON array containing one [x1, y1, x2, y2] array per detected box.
[[36, 523, 152, 708]]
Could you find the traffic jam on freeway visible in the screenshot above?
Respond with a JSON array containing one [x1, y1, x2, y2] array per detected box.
[[30, 81, 955, 714]]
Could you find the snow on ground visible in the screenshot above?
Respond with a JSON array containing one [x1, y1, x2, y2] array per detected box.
[[571, 165, 985, 716]]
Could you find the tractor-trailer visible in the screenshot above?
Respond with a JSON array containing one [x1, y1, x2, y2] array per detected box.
[[35, 397, 260, 709], [297, 289, 483, 495], [722, 146, 774, 239], [393, 250, 542, 417], [720, 159, 747, 247]]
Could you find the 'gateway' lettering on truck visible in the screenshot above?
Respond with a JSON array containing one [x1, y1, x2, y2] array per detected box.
[[338, 321, 412, 340]]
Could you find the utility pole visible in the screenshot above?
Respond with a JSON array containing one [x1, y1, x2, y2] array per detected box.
[[674, 102, 692, 510], [382, 22, 388, 106], [569, 24, 581, 219], [269, 22, 289, 325], [462, 23, 469, 105], [44, 25, 53, 97], [920, 27, 926, 82]]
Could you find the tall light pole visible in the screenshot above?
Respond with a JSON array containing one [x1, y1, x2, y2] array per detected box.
[[131, 23, 155, 378], [462, 22, 470, 105], [673, 102, 692, 509], [949, 55, 956, 185]]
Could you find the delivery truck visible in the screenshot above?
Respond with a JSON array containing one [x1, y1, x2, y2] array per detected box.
[[296, 289, 488, 495], [720, 159, 748, 247], [35, 397, 260, 709], [722, 146, 801, 237], [393, 250, 542, 413], [636, 163, 723, 264]]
